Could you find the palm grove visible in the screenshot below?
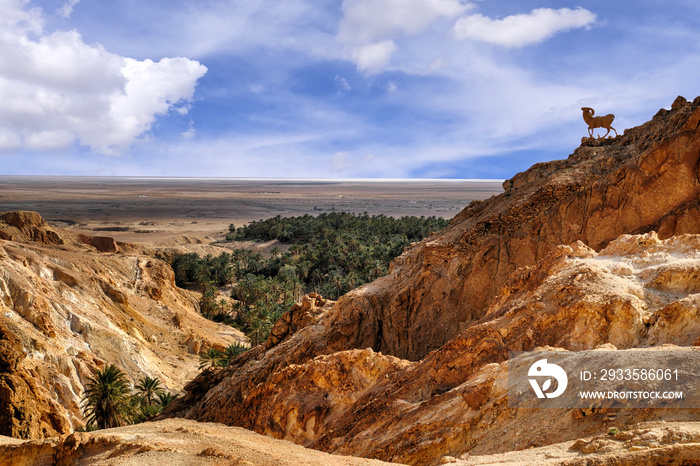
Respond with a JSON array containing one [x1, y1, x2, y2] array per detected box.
[[170, 212, 448, 349], [81, 212, 448, 429]]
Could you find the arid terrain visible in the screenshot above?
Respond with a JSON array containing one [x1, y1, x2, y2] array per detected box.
[[162, 96, 700, 464], [0, 178, 502, 247], [0, 418, 396, 466], [3, 96, 700, 465]]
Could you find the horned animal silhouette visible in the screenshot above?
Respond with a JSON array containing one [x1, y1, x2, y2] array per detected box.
[[581, 107, 618, 139]]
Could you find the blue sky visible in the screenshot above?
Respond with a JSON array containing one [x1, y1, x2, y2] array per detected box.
[[1, 0, 700, 178]]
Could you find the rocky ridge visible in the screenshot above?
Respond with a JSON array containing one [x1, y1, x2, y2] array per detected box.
[[0, 213, 245, 438], [163, 96, 700, 464]]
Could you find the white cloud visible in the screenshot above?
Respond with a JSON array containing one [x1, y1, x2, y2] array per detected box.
[[338, 0, 470, 44], [352, 40, 399, 75], [0, 1, 207, 154], [181, 125, 196, 140], [96, 57, 206, 153], [58, 0, 80, 19], [0, 0, 43, 34], [0, 128, 21, 149], [338, 0, 470, 74], [454, 7, 597, 47], [25, 130, 75, 149]]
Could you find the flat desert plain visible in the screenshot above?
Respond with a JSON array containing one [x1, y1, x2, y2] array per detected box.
[[0, 177, 503, 246]]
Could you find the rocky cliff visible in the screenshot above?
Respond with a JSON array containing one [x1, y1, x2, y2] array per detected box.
[[0, 212, 245, 438], [347, 94, 700, 361], [164, 96, 700, 464]]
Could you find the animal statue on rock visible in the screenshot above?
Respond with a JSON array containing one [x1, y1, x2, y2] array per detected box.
[[581, 107, 618, 139]]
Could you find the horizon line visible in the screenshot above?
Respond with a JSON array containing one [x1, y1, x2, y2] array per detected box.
[[1, 175, 506, 183]]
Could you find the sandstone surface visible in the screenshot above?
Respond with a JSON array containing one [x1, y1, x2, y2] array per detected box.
[[164, 97, 700, 464], [457, 422, 700, 465], [0, 418, 397, 466], [0, 212, 245, 437]]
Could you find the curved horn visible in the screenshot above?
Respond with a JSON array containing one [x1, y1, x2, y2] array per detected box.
[[581, 107, 594, 116]]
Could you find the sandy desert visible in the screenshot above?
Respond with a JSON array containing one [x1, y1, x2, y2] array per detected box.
[[0, 177, 503, 246]]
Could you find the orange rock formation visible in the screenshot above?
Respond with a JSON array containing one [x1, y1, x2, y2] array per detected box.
[[164, 96, 700, 464], [0, 213, 245, 438]]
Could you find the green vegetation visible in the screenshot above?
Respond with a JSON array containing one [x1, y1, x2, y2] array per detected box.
[[224, 342, 248, 360], [198, 347, 226, 370], [81, 365, 177, 430], [135, 376, 165, 407], [82, 364, 132, 429], [198, 343, 249, 370], [169, 212, 449, 348]]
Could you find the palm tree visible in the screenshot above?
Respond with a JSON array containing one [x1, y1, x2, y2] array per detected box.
[[135, 376, 165, 407], [199, 284, 218, 316], [217, 298, 230, 316], [198, 348, 224, 370], [82, 364, 133, 429], [157, 391, 177, 408], [224, 342, 248, 361], [247, 314, 273, 347]]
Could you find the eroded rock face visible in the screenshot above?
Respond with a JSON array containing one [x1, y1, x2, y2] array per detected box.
[[170, 233, 700, 464], [78, 234, 120, 253], [264, 293, 327, 349], [0, 212, 246, 437], [165, 97, 700, 464], [337, 95, 700, 361], [0, 318, 70, 439], [0, 211, 63, 245]]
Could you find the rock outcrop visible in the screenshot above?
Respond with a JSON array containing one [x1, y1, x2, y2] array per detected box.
[[0, 318, 70, 439], [0, 211, 63, 245], [77, 234, 120, 253], [164, 97, 700, 464], [264, 293, 327, 349], [0, 212, 246, 437]]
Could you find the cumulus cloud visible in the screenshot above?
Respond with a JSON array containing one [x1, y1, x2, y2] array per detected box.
[[1, 0, 43, 34], [338, 0, 469, 74], [0, 0, 207, 154], [454, 7, 597, 47]]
